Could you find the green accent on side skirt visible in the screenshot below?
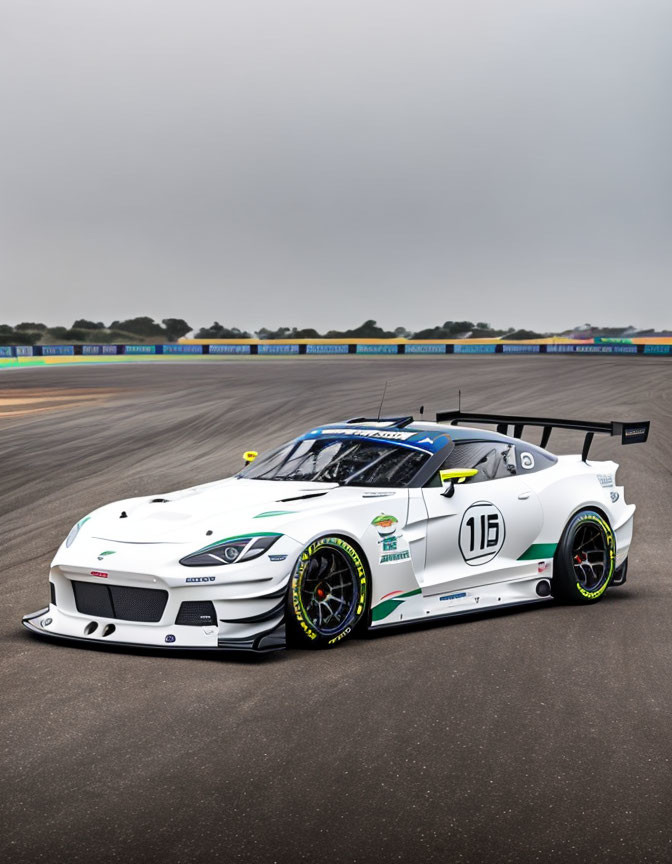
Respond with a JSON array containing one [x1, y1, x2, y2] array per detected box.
[[371, 588, 421, 622], [518, 542, 558, 560]]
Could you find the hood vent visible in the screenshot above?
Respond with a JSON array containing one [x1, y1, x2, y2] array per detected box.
[[276, 491, 330, 503]]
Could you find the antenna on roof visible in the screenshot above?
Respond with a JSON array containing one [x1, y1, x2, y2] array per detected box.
[[458, 389, 462, 412], [376, 381, 388, 420]]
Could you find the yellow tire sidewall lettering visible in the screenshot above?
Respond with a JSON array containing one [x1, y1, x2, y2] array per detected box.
[[290, 537, 367, 644], [574, 514, 615, 599]]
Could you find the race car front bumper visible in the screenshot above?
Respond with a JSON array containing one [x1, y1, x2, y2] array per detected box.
[[22, 605, 287, 652]]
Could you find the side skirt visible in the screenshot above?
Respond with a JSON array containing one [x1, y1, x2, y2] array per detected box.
[[369, 576, 553, 629]]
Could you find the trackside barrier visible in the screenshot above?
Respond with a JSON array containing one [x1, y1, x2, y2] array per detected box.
[[2, 341, 672, 367]]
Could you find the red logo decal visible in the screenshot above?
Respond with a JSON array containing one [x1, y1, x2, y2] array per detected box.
[[90, 571, 109, 578]]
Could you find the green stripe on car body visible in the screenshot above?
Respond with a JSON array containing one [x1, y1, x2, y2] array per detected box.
[[254, 511, 295, 518], [371, 588, 422, 622], [518, 542, 558, 560]]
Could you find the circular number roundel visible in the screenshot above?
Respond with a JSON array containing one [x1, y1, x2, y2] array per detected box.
[[459, 501, 506, 566]]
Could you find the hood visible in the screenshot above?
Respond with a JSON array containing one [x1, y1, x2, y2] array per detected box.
[[89, 478, 342, 545]]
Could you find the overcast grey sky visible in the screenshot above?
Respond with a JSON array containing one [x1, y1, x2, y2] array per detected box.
[[1, 0, 670, 332]]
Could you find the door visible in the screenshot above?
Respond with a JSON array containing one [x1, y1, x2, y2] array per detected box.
[[419, 440, 543, 596]]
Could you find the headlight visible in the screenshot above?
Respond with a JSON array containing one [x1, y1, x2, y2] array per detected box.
[[65, 516, 90, 548], [179, 534, 280, 567]]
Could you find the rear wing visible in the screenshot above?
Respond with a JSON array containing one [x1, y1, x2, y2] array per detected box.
[[435, 410, 650, 462]]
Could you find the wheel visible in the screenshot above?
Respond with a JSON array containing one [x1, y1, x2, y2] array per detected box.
[[287, 536, 369, 648], [552, 510, 616, 602]]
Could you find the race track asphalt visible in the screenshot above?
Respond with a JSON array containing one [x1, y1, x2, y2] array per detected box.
[[1, 356, 671, 864]]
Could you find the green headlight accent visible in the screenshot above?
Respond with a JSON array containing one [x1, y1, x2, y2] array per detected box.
[[193, 532, 282, 555]]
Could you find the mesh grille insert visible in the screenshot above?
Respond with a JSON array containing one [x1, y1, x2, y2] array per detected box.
[[176, 601, 217, 626], [72, 581, 168, 622]]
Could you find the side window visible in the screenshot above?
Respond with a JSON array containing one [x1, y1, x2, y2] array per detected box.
[[515, 445, 557, 473], [438, 441, 517, 483]]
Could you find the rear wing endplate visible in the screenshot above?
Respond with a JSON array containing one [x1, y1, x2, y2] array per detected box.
[[435, 411, 650, 462]]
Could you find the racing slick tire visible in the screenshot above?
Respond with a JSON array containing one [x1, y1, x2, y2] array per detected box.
[[286, 536, 369, 648], [552, 509, 616, 603]]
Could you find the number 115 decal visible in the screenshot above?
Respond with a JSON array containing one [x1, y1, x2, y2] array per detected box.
[[459, 501, 506, 565]]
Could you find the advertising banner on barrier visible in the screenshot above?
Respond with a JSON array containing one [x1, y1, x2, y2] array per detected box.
[[124, 344, 156, 354], [644, 345, 671, 354], [454, 344, 497, 353], [404, 344, 446, 354], [42, 345, 75, 356], [502, 345, 540, 353], [356, 344, 398, 354], [258, 344, 300, 354], [208, 344, 251, 354], [306, 344, 350, 354], [0, 346, 14, 357], [163, 344, 203, 354]]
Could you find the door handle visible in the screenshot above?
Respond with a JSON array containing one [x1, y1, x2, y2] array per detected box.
[[518, 492, 531, 500]]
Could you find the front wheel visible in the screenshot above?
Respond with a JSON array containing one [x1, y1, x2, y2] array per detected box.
[[287, 536, 369, 648], [552, 510, 616, 603]]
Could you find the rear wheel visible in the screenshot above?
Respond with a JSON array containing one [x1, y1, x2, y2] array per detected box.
[[552, 510, 616, 602], [287, 536, 368, 648]]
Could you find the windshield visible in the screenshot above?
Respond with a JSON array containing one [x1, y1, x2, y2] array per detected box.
[[238, 437, 430, 487]]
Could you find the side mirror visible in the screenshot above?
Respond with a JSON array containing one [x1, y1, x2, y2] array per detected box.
[[243, 450, 258, 466], [439, 468, 478, 498]]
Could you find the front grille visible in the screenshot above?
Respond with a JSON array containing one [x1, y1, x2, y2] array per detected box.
[[72, 581, 168, 622], [176, 601, 217, 626]]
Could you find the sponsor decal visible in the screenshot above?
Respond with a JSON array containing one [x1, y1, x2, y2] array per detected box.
[[165, 634, 176, 643], [459, 501, 505, 566], [323, 428, 415, 441], [186, 576, 216, 583], [90, 571, 108, 578], [97, 550, 116, 560], [268, 554, 288, 561], [520, 452, 535, 470], [610, 491, 620, 503], [372, 513, 399, 535], [439, 592, 468, 602], [597, 473, 614, 488], [538, 561, 548, 574], [380, 550, 411, 564], [624, 427, 647, 438]]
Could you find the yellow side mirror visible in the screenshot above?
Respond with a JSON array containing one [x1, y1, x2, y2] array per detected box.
[[243, 450, 258, 466], [440, 468, 478, 484]]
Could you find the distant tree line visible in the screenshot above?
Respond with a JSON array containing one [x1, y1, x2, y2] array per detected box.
[[0, 316, 549, 346]]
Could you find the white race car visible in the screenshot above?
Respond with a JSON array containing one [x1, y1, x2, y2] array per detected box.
[[23, 411, 650, 652]]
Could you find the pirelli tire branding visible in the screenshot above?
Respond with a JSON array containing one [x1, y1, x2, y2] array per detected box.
[[574, 513, 616, 600], [290, 537, 368, 646]]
